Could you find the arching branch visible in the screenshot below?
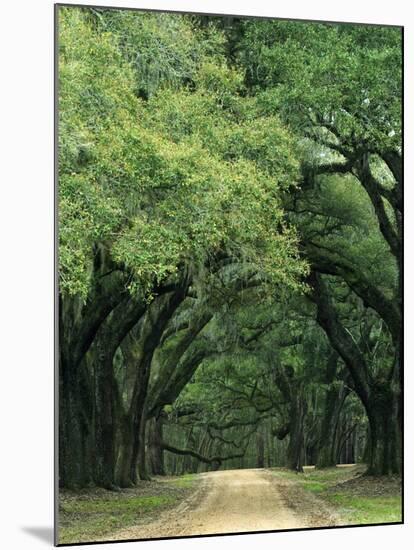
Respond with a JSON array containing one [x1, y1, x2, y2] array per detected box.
[[160, 441, 248, 465]]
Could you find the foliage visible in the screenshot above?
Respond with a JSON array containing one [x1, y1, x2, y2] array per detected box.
[[238, 20, 401, 152], [59, 7, 307, 299]]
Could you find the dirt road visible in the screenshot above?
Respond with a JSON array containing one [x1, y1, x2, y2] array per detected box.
[[108, 468, 335, 541]]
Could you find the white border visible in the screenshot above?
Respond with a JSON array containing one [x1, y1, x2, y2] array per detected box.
[[1, 1, 412, 549]]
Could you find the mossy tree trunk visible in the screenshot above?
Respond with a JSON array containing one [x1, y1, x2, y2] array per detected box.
[[366, 374, 402, 475], [286, 392, 307, 472], [317, 384, 349, 468], [118, 287, 188, 486], [311, 272, 402, 475], [93, 297, 147, 489], [59, 354, 85, 488], [137, 414, 151, 481], [149, 415, 165, 475]]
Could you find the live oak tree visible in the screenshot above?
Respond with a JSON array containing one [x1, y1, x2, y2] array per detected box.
[[58, 8, 307, 488], [232, 19, 401, 474]]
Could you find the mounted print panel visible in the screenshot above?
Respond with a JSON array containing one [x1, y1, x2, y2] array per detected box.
[[56, 3, 403, 545]]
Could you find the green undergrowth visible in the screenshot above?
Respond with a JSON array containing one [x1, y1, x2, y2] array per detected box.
[[272, 465, 402, 526], [58, 475, 197, 544], [328, 494, 401, 524], [168, 473, 197, 488]]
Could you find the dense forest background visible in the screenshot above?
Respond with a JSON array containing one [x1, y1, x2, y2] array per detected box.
[[58, 6, 402, 490]]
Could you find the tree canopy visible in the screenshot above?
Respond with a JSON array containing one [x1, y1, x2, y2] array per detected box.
[[58, 6, 402, 490]]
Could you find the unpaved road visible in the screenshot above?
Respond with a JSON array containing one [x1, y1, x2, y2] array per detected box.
[[108, 468, 335, 541]]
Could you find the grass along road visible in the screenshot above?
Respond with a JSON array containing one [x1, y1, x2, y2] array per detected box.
[[271, 465, 402, 526], [58, 474, 199, 544]]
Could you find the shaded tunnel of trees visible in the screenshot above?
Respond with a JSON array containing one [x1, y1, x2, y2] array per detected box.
[[58, 7, 402, 489]]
